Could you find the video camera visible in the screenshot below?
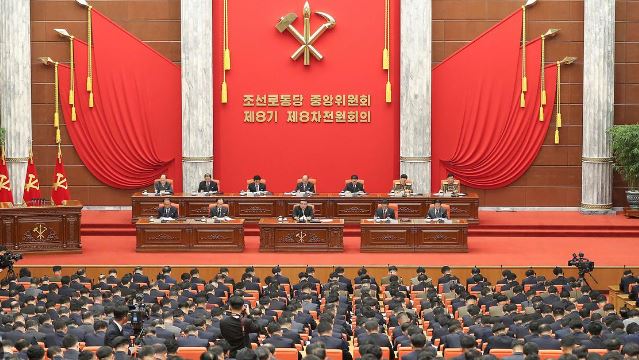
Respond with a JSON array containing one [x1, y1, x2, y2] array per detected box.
[[127, 293, 149, 336], [0, 251, 23, 270], [568, 252, 595, 277]]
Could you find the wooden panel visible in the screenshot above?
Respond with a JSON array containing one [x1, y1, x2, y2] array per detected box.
[[135, 219, 245, 252], [360, 220, 468, 253], [258, 219, 344, 252]]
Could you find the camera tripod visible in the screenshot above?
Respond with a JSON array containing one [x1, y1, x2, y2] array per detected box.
[[578, 271, 598, 288]]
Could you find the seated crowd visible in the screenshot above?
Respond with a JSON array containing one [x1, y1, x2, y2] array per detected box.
[[0, 265, 638, 360]]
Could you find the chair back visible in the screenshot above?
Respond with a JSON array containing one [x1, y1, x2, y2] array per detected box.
[[208, 203, 229, 211], [444, 348, 464, 359], [61, 200, 82, 206], [440, 179, 460, 191], [539, 350, 563, 360], [397, 347, 413, 360], [393, 179, 413, 187], [377, 203, 399, 216], [176, 347, 208, 360], [246, 179, 266, 185], [429, 203, 451, 213], [354, 347, 390, 360], [489, 349, 514, 359], [273, 348, 300, 360], [344, 179, 365, 185], [325, 349, 343, 360], [155, 178, 174, 185], [212, 179, 221, 191], [297, 178, 317, 191]]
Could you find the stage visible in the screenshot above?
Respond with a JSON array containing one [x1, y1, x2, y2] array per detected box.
[[18, 210, 639, 267]]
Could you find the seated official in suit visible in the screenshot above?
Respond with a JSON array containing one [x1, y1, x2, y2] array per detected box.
[[392, 173, 413, 193], [440, 173, 460, 194], [154, 174, 173, 194], [158, 198, 178, 219], [295, 175, 315, 193], [375, 200, 396, 220], [210, 199, 229, 218], [198, 173, 218, 193], [427, 200, 448, 219], [248, 175, 267, 192], [343, 175, 365, 193], [293, 199, 314, 222]]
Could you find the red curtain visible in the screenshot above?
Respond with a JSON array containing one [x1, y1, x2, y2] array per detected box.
[[431, 10, 557, 191], [57, 10, 182, 190]]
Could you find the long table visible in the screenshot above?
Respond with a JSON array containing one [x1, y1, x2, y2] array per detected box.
[[360, 219, 468, 252], [136, 218, 245, 252], [258, 218, 344, 252], [0, 205, 82, 253], [131, 193, 479, 224]]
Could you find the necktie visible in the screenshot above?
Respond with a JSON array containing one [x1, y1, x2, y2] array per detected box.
[[218, 208, 221, 217], [165, 207, 169, 216], [383, 209, 387, 218]]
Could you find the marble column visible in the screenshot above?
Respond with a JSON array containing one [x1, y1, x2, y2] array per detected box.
[[181, 0, 214, 193], [399, 0, 431, 194], [581, 0, 615, 213], [0, 0, 32, 204]]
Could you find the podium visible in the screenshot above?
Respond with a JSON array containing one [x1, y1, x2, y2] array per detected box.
[[0, 203, 82, 253]]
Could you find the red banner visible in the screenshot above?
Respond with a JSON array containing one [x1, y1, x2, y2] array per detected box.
[[213, 0, 400, 193], [0, 159, 13, 203], [51, 155, 70, 205], [23, 158, 42, 204]]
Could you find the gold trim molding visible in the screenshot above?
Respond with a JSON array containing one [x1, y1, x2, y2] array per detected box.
[[182, 156, 213, 163], [400, 156, 431, 163], [4, 157, 30, 163], [582, 157, 613, 163], [580, 202, 613, 210]]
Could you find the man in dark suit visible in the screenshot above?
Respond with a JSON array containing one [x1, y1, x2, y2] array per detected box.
[[522, 269, 538, 286], [111, 336, 132, 360], [502, 339, 525, 360], [343, 175, 365, 193], [84, 321, 107, 346], [295, 175, 315, 193], [375, 200, 396, 220], [45, 319, 69, 348], [620, 270, 637, 293], [220, 295, 260, 357], [105, 306, 128, 347], [484, 323, 515, 354], [248, 175, 266, 192], [427, 200, 448, 219], [271, 266, 290, 285], [132, 267, 150, 284], [62, 335, 80, 360], [581, 323, 606, 349], [310, 321, 352, 360], [529, 324, 560, 350], [157, 198, 178, 219], [401, 333, 435, 360], [293, 200, 314, 221], [262, 322, 296, 348], [198, 174, 219, 193], [154, 175, 173, 194], [357, 320, 395, 360], [176, 326, 210, 347], [210, 199, 229, 218]]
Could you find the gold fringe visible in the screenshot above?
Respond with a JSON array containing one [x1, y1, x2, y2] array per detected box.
[[54, 112, 60, 128], [221, 81, 228, 103], [556, 113, 562, 128], [382, 48, 389, 70], [56, 128, 61, 144], [385, 81, 392, 103], [522, 76, 527, 93], [86, 77, 92, 92], [541, 89, 547, 106], [71, 106, 77, 121], [520, 92, 525, 108], [539, 106, 544, 121], [554, 129, 559, 144], [89, 92, 94, 108], [69, 89, 75, 106], [224, 49, 231, 71]]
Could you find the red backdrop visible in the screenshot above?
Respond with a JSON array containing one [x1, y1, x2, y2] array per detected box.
[[212, 0, 400, 193]]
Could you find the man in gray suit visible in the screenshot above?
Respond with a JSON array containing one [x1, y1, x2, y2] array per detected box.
[[427, 200, 448, 219]]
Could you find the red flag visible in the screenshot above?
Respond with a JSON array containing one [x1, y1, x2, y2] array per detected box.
[[0, 154, 13, 204], [23, 156, 42, 204], [51, 152, 70, 205]]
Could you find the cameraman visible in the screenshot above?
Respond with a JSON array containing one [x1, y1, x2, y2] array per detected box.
[[220, 295, 259, 357], [106, 306, 130, 347]]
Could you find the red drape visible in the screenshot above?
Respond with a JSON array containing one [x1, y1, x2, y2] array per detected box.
[[57, 10, 182, 190], [431, 9, 557, 192]]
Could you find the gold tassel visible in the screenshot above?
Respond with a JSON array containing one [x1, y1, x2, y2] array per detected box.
[[69, 89, 75, 105], [56, 128, 61, 144], [54, 112, 60, 128], [382, 48, 389, 70], [522, 76, 527, 93], [520, 93, 525, 108], [224, 49, 231, 71], [89, 92, 94, 108], [541, 90, 547, 106], [221, 81, 228, 103], [539, 106, 544, 121], [556, 113, 562, 128], [554, 129, 559, 144], [86, 77, 92, 92], [385, 81, 392, 103], [71, 106, 77, 121]]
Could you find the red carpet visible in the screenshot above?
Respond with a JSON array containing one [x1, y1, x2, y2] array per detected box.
[[18, 210, 636, 267], [18, 235, 639, 267]]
